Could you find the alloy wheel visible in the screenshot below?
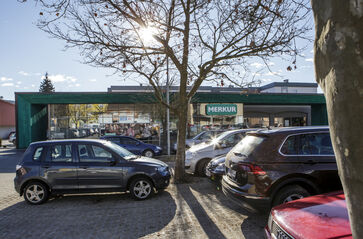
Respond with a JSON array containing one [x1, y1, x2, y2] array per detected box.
[[133, 180, 152, 199], [25, 184, 45, 203], [144, 150, 154, 158]]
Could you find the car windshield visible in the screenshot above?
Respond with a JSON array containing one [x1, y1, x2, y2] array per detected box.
[[211, 131, 236, 144], [104, 141, 138, 160], [231, 135, 265, 156]]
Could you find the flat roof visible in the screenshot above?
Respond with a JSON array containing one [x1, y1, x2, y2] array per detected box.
[[15, 91, 326, 104], [260, 82, 318, 90]]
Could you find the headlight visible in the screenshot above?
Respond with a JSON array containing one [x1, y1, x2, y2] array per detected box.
[[215, 163, 225, 172], [267, 212, 273, 230], [156, 166, 169, 176], [156, 146, 162, 151]]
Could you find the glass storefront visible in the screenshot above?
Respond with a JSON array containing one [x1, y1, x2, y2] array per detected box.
[[47, 103, 309, 150], [48, 103, 180, 146]]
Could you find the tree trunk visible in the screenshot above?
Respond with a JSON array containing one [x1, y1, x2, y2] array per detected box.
[[311, 1, 363, 237], [174, 100, 189, 183]]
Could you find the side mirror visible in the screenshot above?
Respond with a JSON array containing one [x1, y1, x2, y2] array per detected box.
[[220, 143, 227, 148]]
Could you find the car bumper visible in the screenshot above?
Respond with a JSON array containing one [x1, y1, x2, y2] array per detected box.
[[14, 178, 21, 194], [154, 173, 171, 190], [264, 226, 272, 239], [184, 160, 196, 174], [222, 176, 270, 213], [154, 150, 163, 156], [206, 170, 223, 183]]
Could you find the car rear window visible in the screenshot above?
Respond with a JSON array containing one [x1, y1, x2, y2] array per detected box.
[[231, 135, 265, 156]]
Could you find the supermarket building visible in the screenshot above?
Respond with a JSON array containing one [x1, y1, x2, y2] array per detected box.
[[15, 81, 327, 149]]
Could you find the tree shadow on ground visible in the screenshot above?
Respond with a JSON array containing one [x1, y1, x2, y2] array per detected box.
[[187, 177, 269, 238], [176, 183, 227, 239], [0, 191, 176, 239]]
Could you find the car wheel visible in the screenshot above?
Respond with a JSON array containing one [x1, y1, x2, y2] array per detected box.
[[130, 178, 154, 200], [272, 185, 310, 207], [23, 182, 49, 205], [143, 149, 154, 158], [196, 159, 211, 177]]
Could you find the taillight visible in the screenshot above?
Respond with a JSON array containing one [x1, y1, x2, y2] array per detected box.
[[239, 163, 266, 175]]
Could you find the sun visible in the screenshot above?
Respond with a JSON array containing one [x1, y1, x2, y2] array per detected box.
[[138, 26, 157, 44]]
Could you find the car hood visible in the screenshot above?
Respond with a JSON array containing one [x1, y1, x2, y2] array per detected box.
[[210, 155, 226, 166], [271, 191, 351, 239], [131, 156, 167, 167], [188, 142, 213, 153]]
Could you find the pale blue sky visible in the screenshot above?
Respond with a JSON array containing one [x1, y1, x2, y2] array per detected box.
[[0, 1, 318, 100]]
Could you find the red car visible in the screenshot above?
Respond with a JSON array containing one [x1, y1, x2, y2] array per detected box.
[[265, 191, 352, 239]]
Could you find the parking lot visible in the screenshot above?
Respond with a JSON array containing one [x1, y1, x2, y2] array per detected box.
[[0, 145, 267, 239]]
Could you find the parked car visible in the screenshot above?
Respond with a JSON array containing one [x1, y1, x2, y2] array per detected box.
[[222, 126, 341, 212], [173, 130, 224, 152], [100, 135, 162, 158], [14, 139, 171, 205], [265, 191, 351, 239], [8, 132, 16, 145], [185, 129, 257, 176], [205, 155, 226, 182]]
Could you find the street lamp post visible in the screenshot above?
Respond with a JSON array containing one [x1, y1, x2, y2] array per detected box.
[[166, 56, 170, 156]]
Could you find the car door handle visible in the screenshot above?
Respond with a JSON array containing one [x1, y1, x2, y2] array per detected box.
[[80, 166, 89, 169], [42, 165, 50, 169]]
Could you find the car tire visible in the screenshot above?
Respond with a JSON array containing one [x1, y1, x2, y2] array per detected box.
[[143, 149, 154, 158], [196, 159, 211, 177], [130, 177, 154, 200], [272, 185, 310, 207], [23, 181, 49, 205]]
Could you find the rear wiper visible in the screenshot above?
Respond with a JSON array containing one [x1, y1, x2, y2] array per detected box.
[[233, 152, 248, 157]]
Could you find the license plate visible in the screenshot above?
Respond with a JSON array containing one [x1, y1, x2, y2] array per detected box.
[[228, 169, 236, 178]]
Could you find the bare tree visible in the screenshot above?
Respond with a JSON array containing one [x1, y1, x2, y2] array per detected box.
[[24, 0, 311, 182], [311, 1, 363, 237]]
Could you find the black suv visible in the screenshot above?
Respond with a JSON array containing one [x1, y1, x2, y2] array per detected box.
[[222, 126, 341, 212], [14, 139, 171, 205]]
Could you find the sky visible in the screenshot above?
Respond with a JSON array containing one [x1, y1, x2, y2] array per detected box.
[[0, 1, 318, 101]]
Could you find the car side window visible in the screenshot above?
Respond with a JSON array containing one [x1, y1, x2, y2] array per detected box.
[[298, 133, 334, 155], [280, 135, 298, 155], [78, 144, 112, 163], [48, 144, 73, 163], [33, 147, 44, 161], [92, 145, 112, 158], [200, 132, 212, 140]]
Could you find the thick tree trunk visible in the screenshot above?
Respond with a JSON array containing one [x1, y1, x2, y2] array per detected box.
[[174, 100, 188, 183], [311, 1, 363, 237]]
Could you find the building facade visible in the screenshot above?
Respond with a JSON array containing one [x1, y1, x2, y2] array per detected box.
[[15, 81, 327, 149], [0, 99, 15, 139]]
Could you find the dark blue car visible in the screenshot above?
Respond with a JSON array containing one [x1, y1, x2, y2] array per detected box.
[[100, 136, 162, 158]]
